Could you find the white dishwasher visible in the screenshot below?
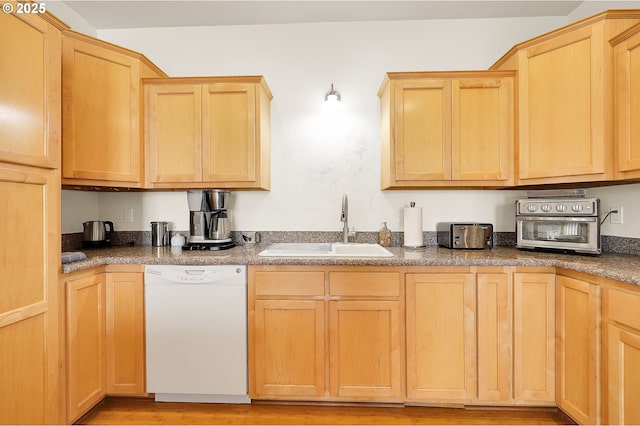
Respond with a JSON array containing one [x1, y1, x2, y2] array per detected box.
[[144, 265, 249, 403]]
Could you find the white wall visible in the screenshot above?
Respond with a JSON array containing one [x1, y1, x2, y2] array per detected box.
[[591, 183, 640, 238], [568, 0, 640, 21], [46, 1, 97, 36], [61, 190, 99, 233], [59, 6, 640, 237]]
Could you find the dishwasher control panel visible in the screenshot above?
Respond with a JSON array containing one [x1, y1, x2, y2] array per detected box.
[[145, 265, 245, 284]]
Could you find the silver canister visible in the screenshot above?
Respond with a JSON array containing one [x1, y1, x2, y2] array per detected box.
[[150, 221, 170, 246]]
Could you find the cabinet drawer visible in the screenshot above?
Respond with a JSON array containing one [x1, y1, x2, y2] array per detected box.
[[608, 288, 640, 330], [254, 271, 324, 297], [329, 272, 400, 297]]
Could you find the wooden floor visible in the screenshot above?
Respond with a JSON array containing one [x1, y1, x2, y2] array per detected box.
[[77, 397, 575, 425]]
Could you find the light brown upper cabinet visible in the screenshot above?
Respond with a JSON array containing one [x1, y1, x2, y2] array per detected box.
[[62, 30, 166, 187], [612, 23, 640, 180], [378, 71, 514, 189], [144, 77, 272, 190], [0, 9, 63, 169], [492, 11, 640, 185]]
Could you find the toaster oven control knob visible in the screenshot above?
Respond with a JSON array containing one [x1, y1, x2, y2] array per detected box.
[[541, 204, 552, 212], [526, 204, 537, 212], [556, 204, 567, 212], [572, 204, 583, 212]]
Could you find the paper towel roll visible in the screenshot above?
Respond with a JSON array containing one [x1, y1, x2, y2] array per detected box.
[[404, 206, 424, 247]]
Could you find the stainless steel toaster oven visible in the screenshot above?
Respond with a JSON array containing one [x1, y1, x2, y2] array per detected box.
[[516, 196, 601, 255], [437, 222, 493, 249]]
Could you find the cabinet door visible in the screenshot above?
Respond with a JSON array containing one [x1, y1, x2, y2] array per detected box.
[[329, 300, 402, 401], [406, 273, 476, 402], [106, 272, 145, 395], [556, 275, 600, 424], [394, 80, 452, 181], [607, 326, 640, 425], [62, 34, 143, 184], [0, 166, 61, 424], [0, 9, 61, 169], [145, 84, 202, 183], [202, 83, 257, 183], [66, 273, 106, 422], [518, 26, 607, 182], [606, 287, 640, 425], [614, 24, 640, 176], [452, 78, 513, 181], [513, 273, 555, 403], [252, 299, 325, 398], [476, 273, 511, 402]]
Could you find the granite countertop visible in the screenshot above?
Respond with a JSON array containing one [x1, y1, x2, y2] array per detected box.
[[61, 244, 640, 287]]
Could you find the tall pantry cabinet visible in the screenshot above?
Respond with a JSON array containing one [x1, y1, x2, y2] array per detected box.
[[0, 5, 65, 424]]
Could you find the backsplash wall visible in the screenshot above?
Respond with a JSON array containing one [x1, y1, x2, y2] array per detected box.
[[61, 189, 526, 234]]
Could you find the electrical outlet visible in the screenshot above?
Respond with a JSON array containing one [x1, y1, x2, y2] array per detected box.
[[610, 206, 623, 224], [123, 207, 134, 223]]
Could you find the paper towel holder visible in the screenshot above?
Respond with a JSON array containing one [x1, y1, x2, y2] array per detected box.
[[403, 201, 425, 249]]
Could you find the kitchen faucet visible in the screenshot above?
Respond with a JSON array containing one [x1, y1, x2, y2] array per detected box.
[[340, 194, 355, 243]]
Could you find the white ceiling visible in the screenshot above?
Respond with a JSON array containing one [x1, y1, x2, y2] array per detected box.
[[59, 0, 588, 29]]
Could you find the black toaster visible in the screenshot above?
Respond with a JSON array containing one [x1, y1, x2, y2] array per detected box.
[[437, 222, 493, 249]]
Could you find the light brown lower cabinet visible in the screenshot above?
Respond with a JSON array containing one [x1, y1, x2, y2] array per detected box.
[[65, 270, 106, 423], [513, 272, 556, 404], [329, 300, 401, 399], [253, 298, 325, 397], [604, 285, 640, 425], [60, 261, 640, 423], [251, 266, 557, 406], [556, 273, 601, 424], [329, 271, 403, 401], [476, 272, 512, 402], [249, 266, 404, 402], [64, 266, 146, 422], [406, 268, 555, 406], [105, 270, 146, 395], [406, 271, 476, 402]]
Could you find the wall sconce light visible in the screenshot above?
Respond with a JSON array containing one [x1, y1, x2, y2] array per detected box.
[[322, 83, 344, 111]]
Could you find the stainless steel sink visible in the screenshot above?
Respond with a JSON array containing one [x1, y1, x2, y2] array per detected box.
[[257, 242, 393, 258]]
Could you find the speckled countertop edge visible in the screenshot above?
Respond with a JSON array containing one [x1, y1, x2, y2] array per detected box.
[[61, 244, 640, 287]]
